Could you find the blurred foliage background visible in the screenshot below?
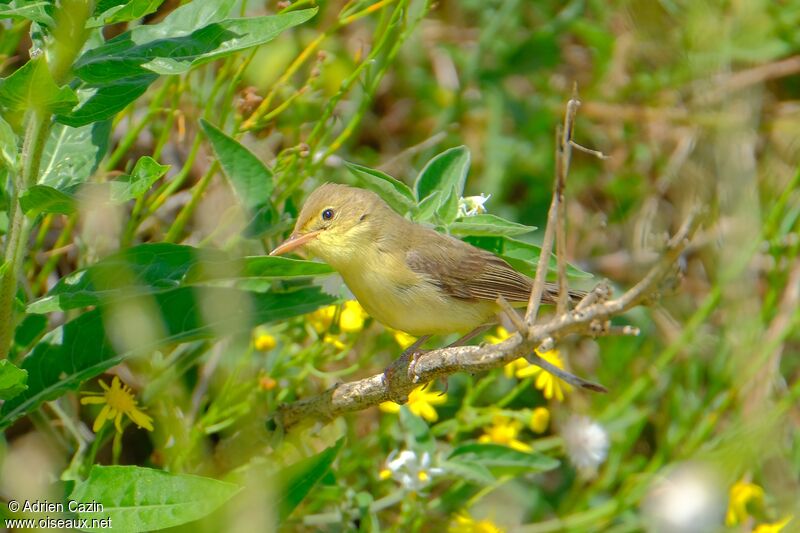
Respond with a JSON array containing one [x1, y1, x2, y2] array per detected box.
[[0, 0, 799, 531]]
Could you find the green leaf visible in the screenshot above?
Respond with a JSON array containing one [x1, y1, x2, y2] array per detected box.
[[277, 439, 344, 522], [412, 190, 440, 222], [199, 119, 273, 212], [344, 161, 415, 214], [450, 214, 537, 237], [440, 459, 495, 486], [56, 75, 157, 127], [27, 243, 332, 314], [0, 1, 54, 28], [1, 285, 335, 428], [70, 465, 241, 532], [109, 156, 170, 202], [40, 121, 111, 191], [437, 185, 460, 225], [414, 146, 470, 202], [0, 56, 77, 113], [90, 0, 165, 26], [19, 185, 76, 215], [448, 443, 560, 473], [0, 115, 18, 169], [0, 360, 28, 401], [74, 8, 318, 83]]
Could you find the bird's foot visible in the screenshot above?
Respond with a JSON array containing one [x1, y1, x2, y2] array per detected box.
[[406, 348, 430, 383]]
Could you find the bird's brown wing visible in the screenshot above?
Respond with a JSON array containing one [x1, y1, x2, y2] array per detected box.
[[405, 232, 584, 304]]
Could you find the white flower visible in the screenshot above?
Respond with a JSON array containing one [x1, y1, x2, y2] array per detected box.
[[458, 193, 491, 217], [379, 449, 443, 492], [562, 415, 609, 474]]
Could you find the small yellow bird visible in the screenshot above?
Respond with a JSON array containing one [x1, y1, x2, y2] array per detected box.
[[271, 183, 582, 350]]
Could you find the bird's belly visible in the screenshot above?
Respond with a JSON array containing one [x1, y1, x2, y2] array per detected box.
[[343, 272, 495, 336]]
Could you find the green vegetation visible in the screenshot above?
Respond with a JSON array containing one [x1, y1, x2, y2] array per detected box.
[[0, 0, 798, 531]]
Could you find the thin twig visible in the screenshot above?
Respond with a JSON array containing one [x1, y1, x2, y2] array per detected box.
[[555, 86, 580, 315]]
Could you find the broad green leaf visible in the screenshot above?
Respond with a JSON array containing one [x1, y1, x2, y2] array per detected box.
[[449, 214, 537, 237], [28, 243, 332, 314], [90, 0, 165, 26], [56, 75, 157, 127], [440, 459, 495, 485], [0, 56, 77, 113], [414, 145, 470, 202], [19, 185, 76, 215], [109, 156, 170, 202], [412, 190, 440, 222], [0, 1, 54, 28], [0, 360, 28, 401], [70, 465, 241, 532], [40, 121, 111, 191], [344, 161, 415, 214], [14, 313, 48, 350], [437, 185, 460, 225], [0, 115, 18, 169], [448, 443, 560, 472], [277, 439, 344, 522], [0, 285, 335, 428], [74, 9, 318, 83], [200, 119, 273, 212]]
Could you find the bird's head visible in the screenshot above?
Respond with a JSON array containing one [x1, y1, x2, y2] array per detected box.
[[270, 183, 390, 267]]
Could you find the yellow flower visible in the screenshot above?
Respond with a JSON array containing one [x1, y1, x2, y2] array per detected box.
[[339, 300, 368, 333], [81, 376, 153, 433], [323, 333, 348, 350], [449, 511, 505, 533], [308, 305, 337, 333], [515, 349, 573, 402], [486, 326, 512, 345], [253, 330, 277, 351], [503, 358, 528, 379], [754, 516, 793, 533], [726, 480, 764, 526], [529, 407, 550, 433], [478, 415, 531, 452], [380, 385, 447, 422], [392, 329, 417, 349]]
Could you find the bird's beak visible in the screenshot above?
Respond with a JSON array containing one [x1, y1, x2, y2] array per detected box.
[[269, 230, 322, 256]]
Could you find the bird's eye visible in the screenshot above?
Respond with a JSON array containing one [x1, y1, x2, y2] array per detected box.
[[321, 208, 334, 221]]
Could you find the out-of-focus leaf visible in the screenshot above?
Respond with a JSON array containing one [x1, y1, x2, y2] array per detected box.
[[74, 8, 317, 83], [40, 121, 111, 191], [109, 156, 170, 202], [414, 146, 470, 202], [70, 465, 241, 533], [1, 286, 336, 428], [19, 185, 76, 215], [277, 439, 344, 522], [0, 360, 28, 401], [0, 1, 54, 28], [27, 243, 333, 314], [448, 443, 560, 473], [449, 214, 537, 237], [345, 161, 415, 214], [0, 115, 18, 169], [440, 459, 495, 486], [56, 75, 157, 127], [90, 0, 165, 26], [199, 119, 273, 211], [0, 57, 77, 113]]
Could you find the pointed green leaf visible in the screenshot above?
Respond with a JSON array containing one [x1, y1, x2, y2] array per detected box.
[[414, 146, 470, 201], [56, 75, 157, 127], [200, 119, 273, 212], [448, 443, 560, 473], [0, 1, 55, 26], [412, 190, 440, 222], [90, 0, 165, 26], [437, 185, 460, 225], [0, 360, 28, 401], [19, 185, 76, 215], [40, 121, 112, 191], [344, 161, 415, 214], [109, 156, 170, 202], [70, 465, 241, 532], [0, 56, 77, 113], [450, 214, 537, 237], [0, 115, 19, 169], [277, 439, 344, 522]]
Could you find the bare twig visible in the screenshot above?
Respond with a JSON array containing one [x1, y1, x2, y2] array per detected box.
[[555, 86, 580, 316]]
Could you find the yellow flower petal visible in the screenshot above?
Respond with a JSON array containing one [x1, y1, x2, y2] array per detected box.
[[754, 516, 793, 533], [379, 402, 401, 414], [529, 407, 550, 433]]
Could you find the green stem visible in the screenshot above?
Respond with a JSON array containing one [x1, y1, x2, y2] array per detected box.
[[0, 111, 49, 358]]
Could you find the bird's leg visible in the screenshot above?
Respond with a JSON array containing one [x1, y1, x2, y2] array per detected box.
[[446, 324, 493, 348], [402, 335, 431, 383]]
